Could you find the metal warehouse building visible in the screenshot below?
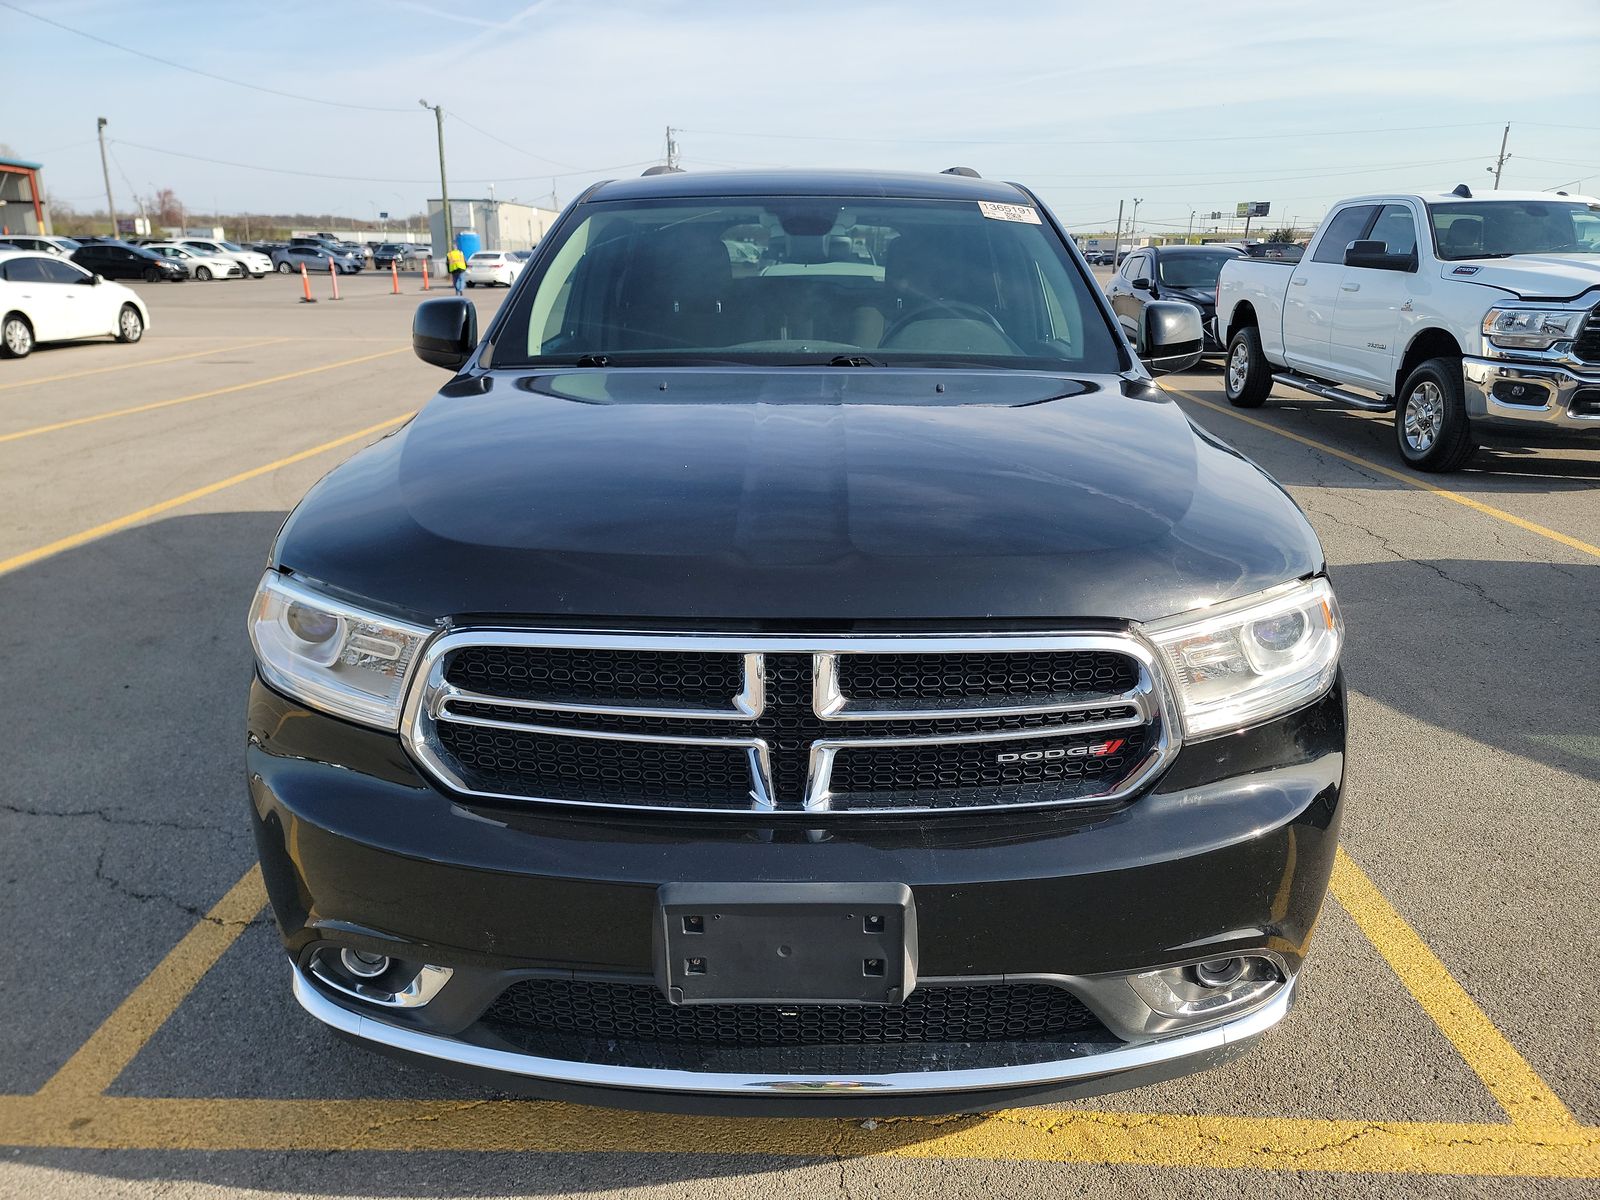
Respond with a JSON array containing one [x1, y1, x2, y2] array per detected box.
[[426, 198, 560, 257], [0, 156, 48, 236]]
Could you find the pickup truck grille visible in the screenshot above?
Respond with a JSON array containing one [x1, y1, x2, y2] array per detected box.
[[1574, 308, 1600, 364], [405, 633, 1171, 815]]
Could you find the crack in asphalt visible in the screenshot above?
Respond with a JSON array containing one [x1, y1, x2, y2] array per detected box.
[[0, 800, 231, 834], [92, 851, 266, 928]]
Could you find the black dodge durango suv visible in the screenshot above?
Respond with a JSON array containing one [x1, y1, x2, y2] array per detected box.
[[246, 169, 1346, 1114]]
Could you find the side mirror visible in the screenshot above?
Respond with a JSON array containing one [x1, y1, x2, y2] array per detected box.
[[413, 297, 478, 371], [1132, 276, 1153, 291], [1138, 300, 1203, 375], [1344, 239, 1417, 272]]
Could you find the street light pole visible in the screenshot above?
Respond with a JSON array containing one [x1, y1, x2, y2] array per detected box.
[[1130, 197, 1143, 251], [420, 100, 452, 254], [96, 117, 117, 237], [1187, 210, 1195, 241]]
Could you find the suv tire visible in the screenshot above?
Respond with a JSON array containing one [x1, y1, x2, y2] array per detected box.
[[1224, 325, 1272, 408], [1395, 357, 1476, 472]]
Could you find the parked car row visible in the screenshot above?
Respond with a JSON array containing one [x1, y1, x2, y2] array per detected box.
[[0, 247, 149, 358]]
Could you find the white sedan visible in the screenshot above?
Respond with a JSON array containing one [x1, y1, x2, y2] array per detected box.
[[144, 242, 246, 281], [463, 250, 523, 287], [179, 238, 272, 277], [0, 249, 149, 358]]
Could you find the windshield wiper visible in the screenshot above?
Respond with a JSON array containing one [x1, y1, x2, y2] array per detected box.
[[827, 354, 883, 367]]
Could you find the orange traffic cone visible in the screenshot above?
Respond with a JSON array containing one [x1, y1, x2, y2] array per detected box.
[[299, 262, 316, 303], [390, 260, 400, 294], [420, 257, 430, 291], [329, 259, 342, 301]]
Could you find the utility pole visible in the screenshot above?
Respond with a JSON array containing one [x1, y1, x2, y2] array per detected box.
[[1130, 197, 1143, 251], [96, 117, 118, 237], [1112, 199, 1124, 267], [1489, 122, 1511, 189], [665, 126, 681, 171], [420, 100, 452, 252]]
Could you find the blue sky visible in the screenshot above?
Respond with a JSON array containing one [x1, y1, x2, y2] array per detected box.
[[5, 0, 1599, 235]]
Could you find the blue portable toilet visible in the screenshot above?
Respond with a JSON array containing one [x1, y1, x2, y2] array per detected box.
[[455, 230, 481, 259]]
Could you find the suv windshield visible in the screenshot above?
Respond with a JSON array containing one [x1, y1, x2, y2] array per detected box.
[[1156, 250, 1239, 289], [1430, 199, 1600, 260], [497, 195, 1122, 370]]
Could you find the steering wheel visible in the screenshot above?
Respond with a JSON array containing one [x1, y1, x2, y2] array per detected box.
[[879, 300, 1020, 351]]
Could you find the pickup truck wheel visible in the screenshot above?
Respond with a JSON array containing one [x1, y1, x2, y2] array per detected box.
[[1396, 358, 1476, 472], [1224, 326, 1272, 408]]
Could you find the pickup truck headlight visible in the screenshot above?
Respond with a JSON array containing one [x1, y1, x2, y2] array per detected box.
[[248, 572, 432, 730], [1142, 578, 1342, 738], [1482, 307, 1587, 351]]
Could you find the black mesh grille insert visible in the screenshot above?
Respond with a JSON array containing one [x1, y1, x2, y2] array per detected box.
[[1574, 311, 1600, 365], [836, 650, 1137, 704], [434, 722, 754, 808], [482, 978, 1108, 1048], [424, 641, 1155, 812], [444, 646, 743, 708]]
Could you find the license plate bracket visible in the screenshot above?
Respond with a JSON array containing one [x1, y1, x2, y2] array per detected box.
[[654, 882, 917, 1006]]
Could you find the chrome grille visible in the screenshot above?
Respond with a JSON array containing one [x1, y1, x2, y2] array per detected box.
[[403, 633, 1174, 815]]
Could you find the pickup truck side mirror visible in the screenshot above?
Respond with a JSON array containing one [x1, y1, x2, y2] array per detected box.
[[413, 297, 478, 371], [1138, 300, 1203, 375], [1344, 239, 1417, 272]]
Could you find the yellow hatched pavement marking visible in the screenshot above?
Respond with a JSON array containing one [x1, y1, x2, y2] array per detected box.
[[1167, 387, 1600, 561], [0, 854, 1593, 1173], [36, 867, 268, 1100], [0, 338, 289, 392], [0, 346, 406, 445], [1328, 848, 1575, 1129], [0, 412, 413, 579]]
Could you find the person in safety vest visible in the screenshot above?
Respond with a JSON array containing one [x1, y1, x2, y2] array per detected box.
[[446, 246, 467, 294]]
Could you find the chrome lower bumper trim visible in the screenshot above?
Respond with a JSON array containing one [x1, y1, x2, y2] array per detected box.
[[291, 965, 1293, 1097], [1463, 356, 1600, 429]]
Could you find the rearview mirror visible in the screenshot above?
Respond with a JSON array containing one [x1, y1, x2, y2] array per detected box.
[[1344, 239, 1417, 272], [413, 297, 478, 371], [1138, 300, 1203, 375]]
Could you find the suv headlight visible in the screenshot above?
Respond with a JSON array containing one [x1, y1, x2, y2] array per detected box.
[[248, 572, 432, 729], [1482, 307, 1587, 351], [1142, 577, 1342, 738]]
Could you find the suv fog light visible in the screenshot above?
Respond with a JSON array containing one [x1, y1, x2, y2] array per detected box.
[[1129, 954, 1284, 1022], [1194, 956, 1247, 988], [340, 948, 391, 979]]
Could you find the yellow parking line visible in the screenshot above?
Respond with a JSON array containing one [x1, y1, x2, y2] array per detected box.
[[36, 867, 268, 1101], [0, 347, 407, 446], [0, 1097, 1596, 1174], [0, 411, 414, 579], [1329, 848, 1574, 1129], [0, 338, 290, 392], [1166, 387, 1600, 561]]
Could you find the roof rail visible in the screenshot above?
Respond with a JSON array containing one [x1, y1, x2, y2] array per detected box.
[[1451, 183, 1472, 198], [941, 166, 981, 177]]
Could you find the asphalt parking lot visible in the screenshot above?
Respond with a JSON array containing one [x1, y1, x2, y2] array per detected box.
[[1, 270, 1596, 1197]]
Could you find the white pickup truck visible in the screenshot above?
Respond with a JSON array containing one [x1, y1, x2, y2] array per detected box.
[[1216, 187, 1600, 471]]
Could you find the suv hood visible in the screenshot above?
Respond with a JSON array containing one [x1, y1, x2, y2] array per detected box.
[[1446, 254, 1600, 301], [274, 370, 1322, 625]]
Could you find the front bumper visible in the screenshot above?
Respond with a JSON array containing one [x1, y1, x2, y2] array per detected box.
[[247, 677, 1345, 1113], [1463, 356, 1600, 436]]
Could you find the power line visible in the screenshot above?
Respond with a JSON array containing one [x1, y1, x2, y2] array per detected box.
[[111, 138, 654, 186], [0, 0, 416, 113], [445, 110, 578, 171], [684, 121, 1502, 148]]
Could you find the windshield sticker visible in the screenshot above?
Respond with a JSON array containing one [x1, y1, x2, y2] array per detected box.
[[978, 201, 1042, 224], [1452, 265, 1481, 275]]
